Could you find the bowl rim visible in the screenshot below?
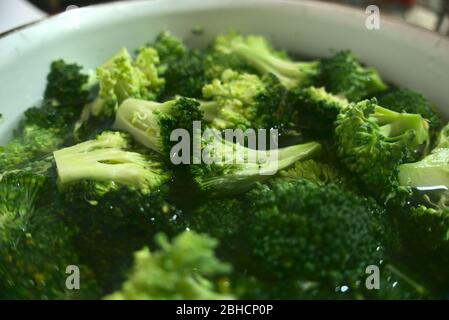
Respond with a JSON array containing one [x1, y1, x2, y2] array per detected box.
[[1, 0, 449, 44]]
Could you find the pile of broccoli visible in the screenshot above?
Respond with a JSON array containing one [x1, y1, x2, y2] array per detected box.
[[0, 31, 446, 300]]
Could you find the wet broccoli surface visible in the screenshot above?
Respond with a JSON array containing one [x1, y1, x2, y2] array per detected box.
[[0, 31, 447, 300]]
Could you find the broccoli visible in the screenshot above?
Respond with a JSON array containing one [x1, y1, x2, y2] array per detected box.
[[152, 31, 256, 99], [113, 97, 204, 156], [281, 86, 348, 133], [191, 131, 322, 195], [369, 122, 449, 292], [200, 69, 299, 131], [88, 47, 164, 118], [0, 125, 64, 172], [319, 50, 387, 101], [114, 96, 322, 192], [0, 130, 58, 174], [1, 61, 92, 171], [200, 69, 266, 130], [241, 179, 388, 299], [187, 197, 249, 268], [0, 172, 98, 299], [378, 89, 442, 135], [105, 231, 234, 300], [277, 159, 348, 187], [44, 60, 91, 107], [335, 98, 429, 200], [160, 49, 210, 99], [53, 131, 184, 293], [53, 131, 169, 193], [151, 31, 187, 67], [213, 32, 320, 89], [150, 31, 206, 99]]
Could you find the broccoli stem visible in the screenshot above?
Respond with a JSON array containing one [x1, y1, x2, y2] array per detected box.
[[228, 41, 319, 88], [374, 106, 429, 145], [114, 99, 176, 151], [54, 132, 166, 192], [398, 148, 449, 188]]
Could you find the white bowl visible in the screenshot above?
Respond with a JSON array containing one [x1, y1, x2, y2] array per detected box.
[[0, 0, 448, 144]]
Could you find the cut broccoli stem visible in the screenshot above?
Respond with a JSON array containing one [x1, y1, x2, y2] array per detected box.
[[54, 131, 168, 193], [113, 97, 203, 156], [193, 138, 322, 194], [399, 147, 449, 188], [231, 42, 319, 88], [114, 99, 176, 152], [214, 34, 320, 89]]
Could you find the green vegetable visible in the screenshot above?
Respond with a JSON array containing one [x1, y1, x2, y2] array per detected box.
[[113, 97, 204, 156], [0, 172, 98, 299], [319, 50, 387, 101], [105, 231, 234, 300], [90, 47, 164, 118], [242, 179, 387, 298], [335, 98, 429, 200], [378, 89, 442, 135], [213, 32, 320, 89]]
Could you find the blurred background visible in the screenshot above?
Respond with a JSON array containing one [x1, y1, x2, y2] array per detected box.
[[1, 0, 448, 35]]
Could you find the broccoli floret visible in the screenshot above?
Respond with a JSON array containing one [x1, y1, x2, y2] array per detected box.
[[277, 159, 348, 187], [1, 63, 92, 172], [162, 49, 210, 99], [150, 31, 208, 98], [54, 131, 169, 193], [105, 231, 234, 300], [191, 132, 322, 195], [44, 60, 91, 108], [200, 69, 298, 131], [152, 31, 257, 99], [281, 86, 348, 133], [319, 51, 387, 101], [241, 179, 387, 299], [152, 31, 187, 66], [200, 69, 266, 130], [335, 98, 429, 200], [378, 89, 442, 135], [0, 125, 64, 172], [0, 172, 98, 299], [89, 47, 164, 118], [187, 198, 248, 264], [213, 32, 320, 89], [113, 97, 204, 156]]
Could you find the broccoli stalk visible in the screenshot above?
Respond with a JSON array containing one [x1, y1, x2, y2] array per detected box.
[[54, 131, 169, 193], [191, 132, 322, 194], [214, 33, 320, 89], [335, 98, 429, 200], [113, 97, 204, 155], [378, 89, 442, 136]]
